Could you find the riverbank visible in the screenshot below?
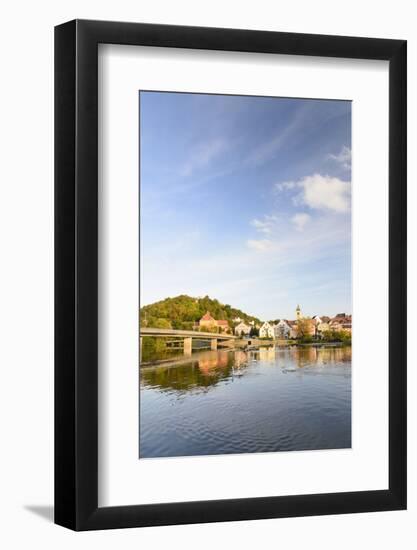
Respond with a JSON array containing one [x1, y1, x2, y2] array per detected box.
[[140, 342, 351, 368]]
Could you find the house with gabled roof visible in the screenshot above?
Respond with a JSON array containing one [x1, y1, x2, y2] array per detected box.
[[234, 322, 251, 337], [329, 313, 352, 333], [273, 319, 292, 339], [198, 311, 230, 333], [259, 321, 274, 339], [199, 311, 216, 329]]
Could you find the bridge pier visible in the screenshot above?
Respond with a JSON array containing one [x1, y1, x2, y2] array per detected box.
[[183, 337, 192, 356], [139, 328, 237, 358]]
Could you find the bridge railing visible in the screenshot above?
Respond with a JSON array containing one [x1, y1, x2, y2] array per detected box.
[[139, 327, 237, 340]]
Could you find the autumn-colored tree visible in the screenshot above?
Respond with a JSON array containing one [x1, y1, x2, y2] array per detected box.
[[296, 317, 314, 339]]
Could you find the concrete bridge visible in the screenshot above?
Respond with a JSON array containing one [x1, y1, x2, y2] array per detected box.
[[140, 327, 237, 357]]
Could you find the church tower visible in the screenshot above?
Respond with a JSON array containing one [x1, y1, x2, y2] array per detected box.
[[296, 304, 301, 320]]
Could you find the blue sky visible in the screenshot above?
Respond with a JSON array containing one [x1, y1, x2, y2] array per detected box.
[[140, 91, 351, 320]]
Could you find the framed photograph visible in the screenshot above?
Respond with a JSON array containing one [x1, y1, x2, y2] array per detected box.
[[55, 19, 406, 530]]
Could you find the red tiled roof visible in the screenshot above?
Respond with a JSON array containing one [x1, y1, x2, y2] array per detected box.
[[331, 318, 351, 324], [200, 312, 215, 321], [217, 320, 229, 326]]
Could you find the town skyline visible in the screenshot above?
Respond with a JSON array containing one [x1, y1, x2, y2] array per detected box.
[[141, 293, 350, 327], [197, 306, 351, 338], [140, 92, 351, 320]]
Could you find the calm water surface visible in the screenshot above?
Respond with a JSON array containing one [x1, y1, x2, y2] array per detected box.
[[140, 345, 351, 458]]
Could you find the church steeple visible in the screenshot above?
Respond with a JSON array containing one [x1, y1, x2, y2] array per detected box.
[[296, 304, 301, 320]]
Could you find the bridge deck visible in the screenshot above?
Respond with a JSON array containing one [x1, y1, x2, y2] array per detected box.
[[140, 328, 237, 340]]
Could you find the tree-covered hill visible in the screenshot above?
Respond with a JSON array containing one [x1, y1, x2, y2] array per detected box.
[[140, 295, 261, 330]]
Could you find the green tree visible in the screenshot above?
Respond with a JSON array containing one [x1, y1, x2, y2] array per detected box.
[[153, 318, 172, 329], [140, 295, 261, 329]]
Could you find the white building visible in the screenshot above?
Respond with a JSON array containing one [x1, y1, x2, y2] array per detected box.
[[234, 322, 251, 337], [313, 315, 331, 337], [259, 321, 274, 339], [273, 319, 291, 339]]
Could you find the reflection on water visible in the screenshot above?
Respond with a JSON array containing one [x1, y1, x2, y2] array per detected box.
[[140, 345, 351, 458]]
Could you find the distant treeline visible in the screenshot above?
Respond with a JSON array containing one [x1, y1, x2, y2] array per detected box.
[[140, 294, 261, 330], [298, 330, 351, 345]]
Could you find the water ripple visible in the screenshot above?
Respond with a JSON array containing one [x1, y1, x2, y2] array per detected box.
[[140, 346, 351, 458]]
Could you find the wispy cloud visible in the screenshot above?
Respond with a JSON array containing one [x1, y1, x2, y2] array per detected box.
[[247, 238, 274, 251], [250, 215, 278, 234], [245, 102, 345, 168], [328, 146, 351, 170], [143, 207, 350, 319], [180, 138, 228, 176], [141, 92, 352, 319], [292, 212, 311, 231], [275, 180, 296, 192], [245, 107, 307, 166]]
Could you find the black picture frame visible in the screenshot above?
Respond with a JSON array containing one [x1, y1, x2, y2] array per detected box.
[[55, 19, 407, 531]]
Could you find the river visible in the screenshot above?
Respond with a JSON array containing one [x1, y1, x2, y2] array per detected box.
[[139, 345, 351, 458]]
